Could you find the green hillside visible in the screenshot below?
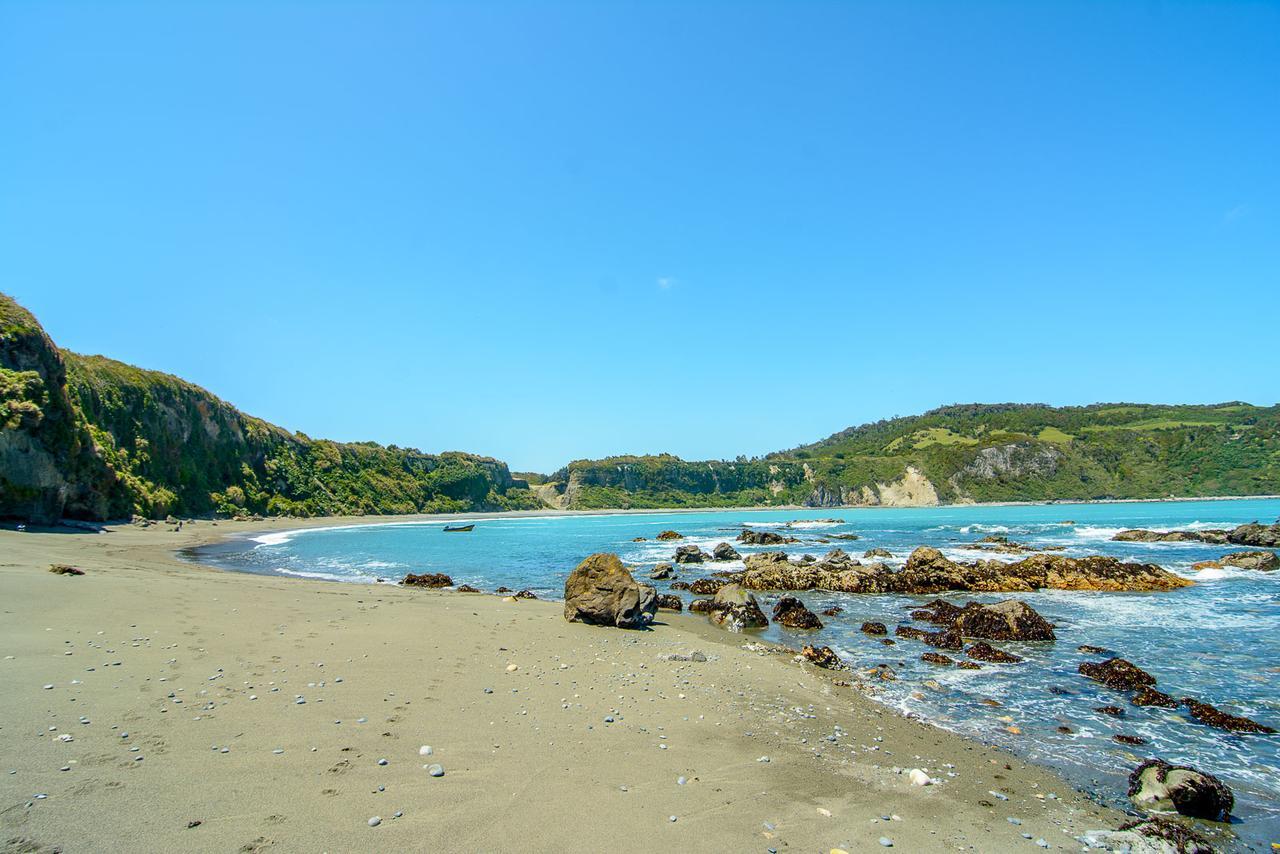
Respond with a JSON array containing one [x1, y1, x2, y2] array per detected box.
[[0, 293, 540, 522], [543, 403, 1280, 509]]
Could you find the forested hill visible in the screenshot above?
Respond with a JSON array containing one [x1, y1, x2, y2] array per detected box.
[[540, 403, 1280, 509], [0, 293, 540, 523]]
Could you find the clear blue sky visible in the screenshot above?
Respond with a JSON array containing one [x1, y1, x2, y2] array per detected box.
[[2, 1, 1277, 473]]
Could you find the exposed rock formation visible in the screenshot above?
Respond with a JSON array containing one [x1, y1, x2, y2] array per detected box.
[[655, 594, 684, 612], [689, 578, 727, 595], [801, 644, 844, 669], [894, 624, 963, 651], [952, 600, 1056, 641], [706, 584, 768, 631], [1079, 658, 1157, 692], [1127, 759, 1234, 822], [1180, 698, 1276, 733], [771, 596, 823, 629], [966, 642, 1023, 663], [656, 530, 683, 540], [403, 572, 454, 588], [737, 529, 798, 546], [863, 548, 893, 559], [1193, 550, 1278, 572], [712, 542, 741, 561], [1228, 520, 1280, 547], [674, 544, 709, 564], [860, 621, 887, 635], [1113, 522, 1280, 547], [649, 563, 675, 580], [563, 553, 658, 629], [921, 652, 954, 666]]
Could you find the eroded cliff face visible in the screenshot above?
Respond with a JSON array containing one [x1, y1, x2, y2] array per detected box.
[[947, 442, 1063, 500], [0, 295, 123, 522], [803, 466, 940, 507]]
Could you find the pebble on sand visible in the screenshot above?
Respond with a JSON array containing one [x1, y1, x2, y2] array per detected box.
[[368, 816, 381, 827], [419, 745, 433, 756], [879, 837, 894, 848], [426, 764, 444, 777], [908, 768, 931, 786]]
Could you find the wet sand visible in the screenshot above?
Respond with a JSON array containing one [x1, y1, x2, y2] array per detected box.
[[0, 518, 1126, 852]]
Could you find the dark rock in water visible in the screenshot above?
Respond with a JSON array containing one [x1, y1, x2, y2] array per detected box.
[[863, 548, 893, 559], [828, 533, 859, 541], [893, 547, 1190, 593], [921, 652, 954, 666], [1112, 818, 1214, 854], [1131, 687, 1178, 708], [1127, 758, 1234, 822], [1079, 657, 1157, 691], [1056, 725, 1073, 734], [880, 638, 896, 646], [954, 600, 1056, 641], [688, 598, 717, 614], [655, 594, 683, 612], [650, 563, 675, 580], [669, 581, 692, 591], [402, 572, 454, 588], [771, 596, 823, 629], [689, 577, 727, 595], [1112, 734, 1147, 746], [956, 660, 982, 670], [1180, 698, 1276, 733], [49, 564, 85, 576], [894, 623, 963, 650], [1077, 644, 1108, 654], [1048, 686, 1072, 696], [737, 529, 798, 546], [495, 586, 513, 593], [656, 530, 683, 540], [712, 542, 741, 561], [802, 645, 844, 669], [910, 600, 964, 625], [632, 537, 647, 542], [1113, 528, 1229, 544], [674, 544, 709, 564], [1226, 520, 1280, 548], [456, 584, 481, 593], [1095, 705, 1126, 717], [966, 642, 1023, 663], [706, 584, 768, 631], [860, 621, 887, 635], [821, 606, 843, 617], [514, 589, 538, 600], [562, 553, 658, 629]]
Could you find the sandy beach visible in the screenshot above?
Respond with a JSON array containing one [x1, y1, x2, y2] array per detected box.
[[0, 518, 1130, 853]]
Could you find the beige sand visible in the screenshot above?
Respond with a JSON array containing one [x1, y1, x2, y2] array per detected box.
[[0, 519, 1124, 853]]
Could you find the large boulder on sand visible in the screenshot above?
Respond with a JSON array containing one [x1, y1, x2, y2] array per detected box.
[[1127, 759, 1234, 822], [707, 583, 768, 631], [403, 572, 454, 588], [563, 553, 658, 629], [953, 600, 1056, 641]]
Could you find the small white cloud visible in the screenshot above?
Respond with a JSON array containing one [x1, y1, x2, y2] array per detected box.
[[1224, 204, 1248, 224], [657, 276, 676, 290]]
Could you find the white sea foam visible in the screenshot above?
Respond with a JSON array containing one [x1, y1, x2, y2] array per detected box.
[[274, 567, 377, 584], [251, 531, 298, 546]]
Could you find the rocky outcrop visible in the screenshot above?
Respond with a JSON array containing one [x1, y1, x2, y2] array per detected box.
[[863, 548, 892, 559], [674, 544, 709, 564], [1131, 687, 1177, 708], [953, 600, 1056, 641], [402, 572, 454, 588], [860, 621, 887, 635], [563, 553, 658, 629], [1227, 520, 1280, 547], [1204, 550, 1278, 571], [801, 644, 844, 669], [737, 529, 798, 546], [966, 642, 1023, 663], [712, 542, 741, 561], [688, 598, 716, 614], [1079, 657, 1157, 691], [649, 563, 675, 580], [951, 442, 1062, 487], [655, 594, 684, 612], [1127, 759, 1234, 822], [656, 530, 683, 540], [706, 584, 768, 631], [1083, 818, 1215, 854], [1113, 528, 1228, 544], [771, 596, 822, 629], [895, 624, 963, 650], [689, 577, 727, 595], [921, 652, 954, 666], [1180, 698, 1276, 733]]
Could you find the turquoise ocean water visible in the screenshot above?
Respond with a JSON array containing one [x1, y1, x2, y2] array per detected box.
[[191, 498, 1280, 847]]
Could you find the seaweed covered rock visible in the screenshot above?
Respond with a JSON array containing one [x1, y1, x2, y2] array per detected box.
[[1180, 698, 1276, 733], [1132, 687, 1178, 708], [1079, 657, 1157, 691], [688, 598, 717, 614], [674, 544, 709, 564], [655, 594, 684, 612], [953, 600, 1056, 641], [909, 599, 964, 624], [1127, 759, 1234, 822], [966, 642, 1023, 663], [860, 621, 887, 635], [514, 589, 538, 600], [49, 564, 85, 576], [801, 644, 844, 669], [403, 572, 454, 588], [563, 553, 658, 629], [712, 542, 741, 561], [456, 584, 481, 593], [706, 584, 768, 631], [689, 577, 727, 595], [656, 530, 683, 541], [771, 596, 823, 629], [895, 624, 963, 651], [921, 652, 954, 666], [1083, 818, 1214, 854]]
